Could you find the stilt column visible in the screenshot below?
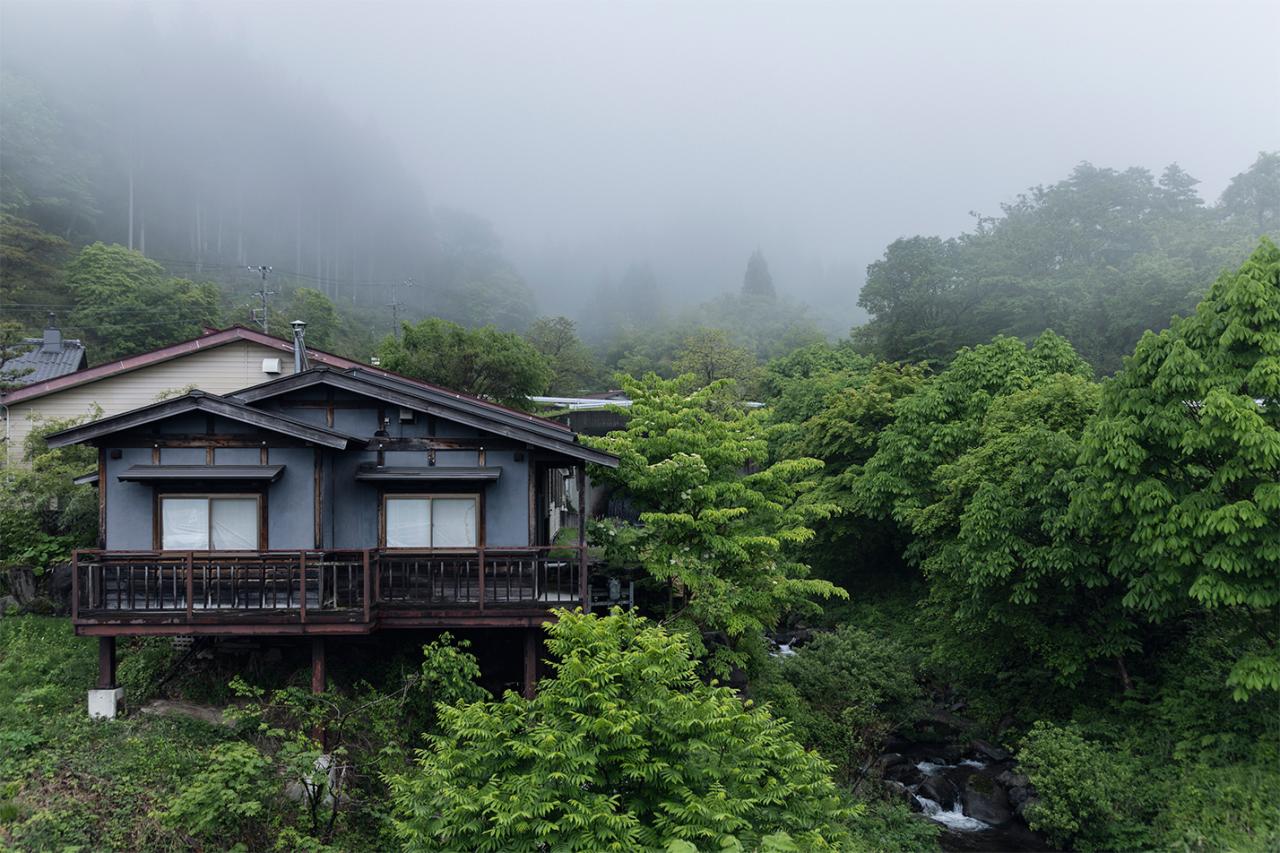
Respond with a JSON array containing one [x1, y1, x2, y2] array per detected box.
[[523, 628, 539, 699], [311, 637, 326, 694], [88, 636, 123, 719]]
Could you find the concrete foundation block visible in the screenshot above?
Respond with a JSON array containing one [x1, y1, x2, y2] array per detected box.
[[88, 687, 125, 720]]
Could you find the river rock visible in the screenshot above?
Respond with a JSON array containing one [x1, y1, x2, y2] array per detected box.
[[883, 780, 922, 813], [963, 771, 1013, 826], [918, 773, 959, 809], [996, 769, 1030, 789], [884, 762, 924, 787], [876, 752, 906, 772], [1008, 785, 1032, 807], [971, 739, 1012, 762]]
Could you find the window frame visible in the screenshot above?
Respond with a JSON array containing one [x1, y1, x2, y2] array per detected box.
[[154, 492, 265, 552], [380, 492, 481, 551]]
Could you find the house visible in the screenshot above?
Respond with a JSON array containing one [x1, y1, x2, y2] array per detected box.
[[1, 325, 365, 467], [43, 365, 621, 718], [1, 319, 88, 390]]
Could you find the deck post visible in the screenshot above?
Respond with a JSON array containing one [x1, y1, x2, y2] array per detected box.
[[522, 628, 539, 699], [311, 636, 326, 694], [88, 636, 123, 719], [71, 551, 80, 621], [299, 551, 308, 624], [478, 549, 485, 613], [577, 465, 588, 611]]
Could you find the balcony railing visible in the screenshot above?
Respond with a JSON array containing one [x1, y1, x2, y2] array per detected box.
[[71, 547, 613, 626]]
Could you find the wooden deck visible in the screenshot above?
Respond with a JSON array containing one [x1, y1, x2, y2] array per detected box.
[[71, 547, 626, 635]]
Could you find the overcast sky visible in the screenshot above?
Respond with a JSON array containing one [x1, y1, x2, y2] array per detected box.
[[10, 0, 1280, 316]]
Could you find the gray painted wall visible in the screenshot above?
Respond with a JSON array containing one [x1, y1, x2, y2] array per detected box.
[[104, 448, 156, 550], [266, 447, 315, 549]]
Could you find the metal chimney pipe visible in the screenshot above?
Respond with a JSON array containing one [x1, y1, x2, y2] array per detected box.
[[290, 320, 308, 372]]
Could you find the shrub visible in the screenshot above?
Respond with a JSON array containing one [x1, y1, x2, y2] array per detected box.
[[157, 741, 275, 844], [389, 609, 855, 851], [1018, 721, 1149, 851]]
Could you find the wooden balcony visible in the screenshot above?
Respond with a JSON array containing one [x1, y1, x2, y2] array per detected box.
[[70, 547, 626, 635]]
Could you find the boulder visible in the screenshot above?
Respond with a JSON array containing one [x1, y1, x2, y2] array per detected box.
[[918, 773, 959, 809], [0, 594, 19, 617], [6, 566, 37, 605], [971, 739, 1012, 762], [48, 563, 73, 615], [883, 780, 922, 813], [963, 771, 1013, 826], [883, 762, 924, 787], [1014, 795, 1039, 819], [876, 752, 906, 772], [1008, 785, 1032, 807], [996, 769, 1030, 789]]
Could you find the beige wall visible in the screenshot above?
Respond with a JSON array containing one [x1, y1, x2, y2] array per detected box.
[[3, 341, 297, 466]]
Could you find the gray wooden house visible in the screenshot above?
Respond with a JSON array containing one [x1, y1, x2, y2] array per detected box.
[[45, 365, 620, 715]]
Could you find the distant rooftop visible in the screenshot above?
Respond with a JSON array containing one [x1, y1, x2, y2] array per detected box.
[[3, 322, 87, 387]]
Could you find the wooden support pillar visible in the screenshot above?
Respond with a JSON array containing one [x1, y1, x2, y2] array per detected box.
[[97, 636, 117, 690], [311, 636, 326, 694], [577, 465, 588, 611], [522, 628, 539, 700]]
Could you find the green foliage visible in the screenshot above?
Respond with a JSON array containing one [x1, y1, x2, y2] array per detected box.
[[389, 609, 856, 852], [65, 242, 221, 362], [587, 374, 844, 672], [280, 287, 341, 350], [855, 159, 1279, 371], [525, 314, 601, 394], [1017, 721, 1148, 851], [671, 327, 761, 393], [761, 626, 921, 784], [1074, 239, 1280, 697], [156, 741, 274, 844], [0, 413, 98, 570], [378, 316, 551, 409], [1150, 763, 1280, 853]]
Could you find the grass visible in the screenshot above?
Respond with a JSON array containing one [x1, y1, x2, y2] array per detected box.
[[0, 615, 238, 850]]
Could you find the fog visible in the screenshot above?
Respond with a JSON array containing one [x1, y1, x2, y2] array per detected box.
[[2, 0, 1277, 333]]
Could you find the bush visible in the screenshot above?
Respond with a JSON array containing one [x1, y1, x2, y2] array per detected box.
[[389, 609, 856, 851], [1151, 763, 1280, 852], [761, 626, 921, 784], [1017, 721, 1150, 851], [157, 741, 275, 844]]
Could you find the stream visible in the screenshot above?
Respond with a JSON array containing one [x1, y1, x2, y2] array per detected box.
[[879, 741, 1055, 852]]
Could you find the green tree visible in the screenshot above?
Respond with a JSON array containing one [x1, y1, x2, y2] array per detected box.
[[1073, 240, 1280, 698], [278, 287, 341, 350], [587, 374, 843, 672], [65, 243, 220, 362], [525, 315, 600, 394], [1219, 151, 1280, 232], [671, 327, 760, 392], [389, 609, 854, 852], [743, 249, 776, 300], [378, 316, 551, 409]]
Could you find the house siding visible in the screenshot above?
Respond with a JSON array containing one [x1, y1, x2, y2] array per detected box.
[[4, 341, 298, 466]]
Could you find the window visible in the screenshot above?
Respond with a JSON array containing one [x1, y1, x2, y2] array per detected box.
[[160, 496, 260, 550], [384, 495, 477, 548]]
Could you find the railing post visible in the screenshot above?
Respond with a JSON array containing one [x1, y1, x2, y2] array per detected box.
[[579, 545, 589, 611], [299, 551, 308, 624], [362, 550, 371, 623], [71, 550, 80, 617], [185, 552, 194, 621], [478, 548, 486, 612]]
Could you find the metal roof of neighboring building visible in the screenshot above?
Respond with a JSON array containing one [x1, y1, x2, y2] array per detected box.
[[4, 327, 87, 387]]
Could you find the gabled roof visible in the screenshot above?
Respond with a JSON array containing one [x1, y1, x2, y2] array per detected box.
[[0, 325, 357, 405], [233, 367, 619, 467], [43, 390, 359, 450], [4, 336, 87, 386]]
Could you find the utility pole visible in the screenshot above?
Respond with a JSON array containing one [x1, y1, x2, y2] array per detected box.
[[248, 265, 275, 335], [388, 278, 415, 337]]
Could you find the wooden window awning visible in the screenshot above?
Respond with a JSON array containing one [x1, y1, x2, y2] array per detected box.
[[117, 464, 286, 482], [355, 465, 502, 482]]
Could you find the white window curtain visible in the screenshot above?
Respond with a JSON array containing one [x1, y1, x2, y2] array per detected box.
[[162, 498, 208, 550], [211, 498, 258, 550], [432, 498, 476, 548], [386, 497, 431, 548]]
